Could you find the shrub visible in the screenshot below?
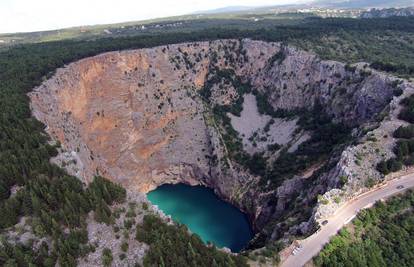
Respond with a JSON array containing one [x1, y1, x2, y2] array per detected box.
[[395, 140, 410, 159], [267, 143, 281, 152], [365, 177, 376, 188], [136, 214, 248, 266], [267, 49, 286, 67], [404, 154, 414, 166], [377, 160, 390, 175], [339, 175, 348, 186], [393, 125, 414, 139], [377, 158, 403, 175], [393, 88, 403, 97], [398, 95, 414, 123], [121, 242, 129, 252], [102, 248, 113, 267], [389, 159, 403, 172], [318, 195, 329, 205]]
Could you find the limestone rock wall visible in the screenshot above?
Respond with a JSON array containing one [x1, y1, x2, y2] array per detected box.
[[253, 46, 396, 127], [29, 38, 403, 238], [314, 81, 414, 221]]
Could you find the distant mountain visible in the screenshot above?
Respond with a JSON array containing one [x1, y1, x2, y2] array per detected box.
[[312, 0, 414, 9], [192, 2, 312, 15], [193, 1, 414, 16], [193, 6, 257, 14]]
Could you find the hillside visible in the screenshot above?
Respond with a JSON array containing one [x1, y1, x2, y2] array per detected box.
[[29, 38, 413, 262], [315, 189, 414, 266], [1, 15, 414, 267]]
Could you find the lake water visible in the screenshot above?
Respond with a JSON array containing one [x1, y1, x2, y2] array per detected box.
[[147, 183, 254, 252]]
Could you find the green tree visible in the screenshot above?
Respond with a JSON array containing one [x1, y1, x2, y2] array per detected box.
[[102, 248, 113, 267]]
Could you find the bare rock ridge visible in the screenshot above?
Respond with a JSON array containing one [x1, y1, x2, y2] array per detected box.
[[29, 39, 409, 244]]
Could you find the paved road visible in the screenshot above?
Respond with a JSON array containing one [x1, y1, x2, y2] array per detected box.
[[280, 173, 414, 267]]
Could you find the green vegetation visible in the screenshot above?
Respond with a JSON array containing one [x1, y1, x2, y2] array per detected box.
[[208, 85, 351, 249], [0, 33, 245, 266], [136, 214, 248, 267], [293, 19, 414, 78], [378, 94, 414, 175], [267, 45, 287, 68], [394, 125, 414, 139], [200, 67, 251, 116], [203, 67, 351, 189], [212, 103, 267, 176], [102, 248, 113, 267], [0, 28, 280, 266], [247, 241, 283, 265], [315, 190, 414, 267], [200, 67, 272, 178], [399, 94, 414, 123], [0, 175, 125, 266], [264, 104, 351, 188], [232, 97, 350, 188], [253, 89, 297, 118], [4, 16, 414, 76], [339, 175, 348, 186], [0, 13, 414, 264], [377, 158, 404, 175]]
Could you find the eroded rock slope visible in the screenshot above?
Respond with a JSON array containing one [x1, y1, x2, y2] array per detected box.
[[30, 39, 408, 245]]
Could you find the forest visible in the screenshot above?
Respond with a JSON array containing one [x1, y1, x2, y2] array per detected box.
[[314, 190, 414, 267], [0, 15, 414, 265], [136, 214, 248, 267], [0, 176, 126, 266]]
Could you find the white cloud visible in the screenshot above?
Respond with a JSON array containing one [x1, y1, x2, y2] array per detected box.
[[0, 0, 307, 33]]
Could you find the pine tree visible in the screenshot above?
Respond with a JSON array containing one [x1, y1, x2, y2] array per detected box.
[[102, 248, 113, 267], [0, 180, 10, 200]]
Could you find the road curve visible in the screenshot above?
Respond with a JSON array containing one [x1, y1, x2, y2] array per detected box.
[[280, 173, 414, 267]]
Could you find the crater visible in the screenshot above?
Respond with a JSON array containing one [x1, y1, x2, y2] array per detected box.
[[29, 39, 399, 247]]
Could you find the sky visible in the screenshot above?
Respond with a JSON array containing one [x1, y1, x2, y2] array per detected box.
[[0, 0, 308, 34]]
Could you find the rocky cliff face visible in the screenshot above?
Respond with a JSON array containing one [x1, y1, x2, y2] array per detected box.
[[314, 79, 414, 221], [29, 39, 407, 245]]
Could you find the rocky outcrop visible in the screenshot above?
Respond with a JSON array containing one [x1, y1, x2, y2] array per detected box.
[[314, 80, 414, 221], [78, 191, 153, 267], [29, 39, 406, 244], [252, 46, 397, 127]]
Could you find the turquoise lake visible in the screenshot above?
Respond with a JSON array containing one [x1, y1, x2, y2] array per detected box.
[[147, 183, 254, 252]]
